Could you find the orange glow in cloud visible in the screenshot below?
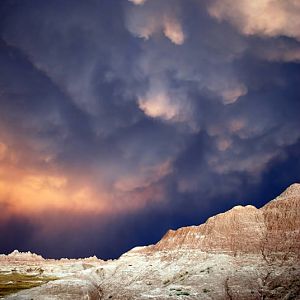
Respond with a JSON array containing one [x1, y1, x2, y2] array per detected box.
[[0, 140, 101, 218], [0, 172, 108, 217], [0, 139, 167, 221], [0, 143, 7, 160]]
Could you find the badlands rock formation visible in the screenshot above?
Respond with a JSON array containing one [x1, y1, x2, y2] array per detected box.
[[0, 250, 44, 261], [2, 184, 300, 299], [0, 250, 103, 277], [153, 184, 300, 257]]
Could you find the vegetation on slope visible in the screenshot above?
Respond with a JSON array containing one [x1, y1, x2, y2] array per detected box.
[[0, 272, 57, 298]]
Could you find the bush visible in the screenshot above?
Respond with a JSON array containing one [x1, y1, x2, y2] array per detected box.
[[176, 291, 190, 296]]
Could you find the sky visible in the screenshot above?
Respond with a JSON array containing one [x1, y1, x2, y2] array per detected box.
[[0, 0, 300, 259]]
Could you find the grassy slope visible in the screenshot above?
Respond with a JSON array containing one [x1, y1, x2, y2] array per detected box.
[[0, 273, 57, 298]]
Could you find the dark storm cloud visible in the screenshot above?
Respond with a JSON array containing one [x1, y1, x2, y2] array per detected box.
[[0, 0, 299, 258]]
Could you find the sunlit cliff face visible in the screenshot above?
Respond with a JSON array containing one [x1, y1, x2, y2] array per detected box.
[[0, 0, 300, 258]]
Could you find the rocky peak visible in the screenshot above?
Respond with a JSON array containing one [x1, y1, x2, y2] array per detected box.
[[277, 183, 300, 198], [152, 184, 300, 257]]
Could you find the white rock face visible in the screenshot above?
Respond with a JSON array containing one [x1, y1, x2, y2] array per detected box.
[[2, 184, 300, 299], [0, 251, 105, 279], [0, 250, 44, 261]]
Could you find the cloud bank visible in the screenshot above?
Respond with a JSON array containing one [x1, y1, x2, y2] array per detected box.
[[0, 0, 299, 258]]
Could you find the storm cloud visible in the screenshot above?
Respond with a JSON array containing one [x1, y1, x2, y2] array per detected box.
[[0, 0, 299, 258]]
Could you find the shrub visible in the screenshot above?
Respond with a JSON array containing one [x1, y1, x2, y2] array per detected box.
[[176, 291, 190, 296]]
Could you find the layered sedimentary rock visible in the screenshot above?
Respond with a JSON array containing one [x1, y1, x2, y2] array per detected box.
[[153, 204, 265, 254], [3, 183, 300, 299], [152, 183, 300, 258]]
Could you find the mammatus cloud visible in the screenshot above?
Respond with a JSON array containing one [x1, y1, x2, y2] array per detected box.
[[221, 85, 248, 104], [206, 79, 248, 104], [126, 0, 299, 183], [215, 136, 232, 152], [137, 76, 194, 125], [138, 92, 179, 120], [265, 48, 300, 63], [114, 160, 172, 192], [126, 2, 185, 45], [163, 17, 185, 45], [254, 40, 300, 63], [129, 0, 146, 5], [208, 0, 300, 41], [136, 78, 198, 132]]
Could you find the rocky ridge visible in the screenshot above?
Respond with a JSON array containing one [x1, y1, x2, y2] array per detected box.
[[0, 251, 104, 279], [0, 250, 44, 261], [150, 183, 300, 258], [2, 184, 300, 299]]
